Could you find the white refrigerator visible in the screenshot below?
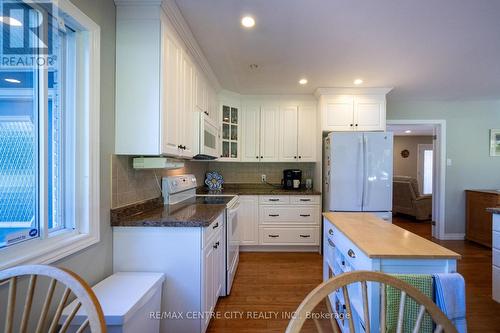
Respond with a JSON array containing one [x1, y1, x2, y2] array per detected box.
[[323, 132, 393, 222]]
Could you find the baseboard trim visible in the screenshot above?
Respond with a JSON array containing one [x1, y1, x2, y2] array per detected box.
[[240, 245, 320, 253], [438, 233, 465, 240]]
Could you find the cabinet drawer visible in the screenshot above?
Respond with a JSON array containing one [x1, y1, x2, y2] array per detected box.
[[331, 227, 371, 270], [494, 215, 500, 232], [260, 206, 318, 224], [493, 265, 500, 303], [290, 196, 320, 205], [259, 227, 319, 245], [494, 231, 500, 250], [259, 195, 290, 205], [494, 249, 500, 267], [203, 214, 223, 248]]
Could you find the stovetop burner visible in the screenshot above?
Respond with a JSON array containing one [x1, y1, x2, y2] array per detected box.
[[195, 196, 235, 205]]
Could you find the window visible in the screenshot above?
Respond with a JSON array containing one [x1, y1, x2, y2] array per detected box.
[[0, 0, 100, 269], [417, 144, 433, 195]]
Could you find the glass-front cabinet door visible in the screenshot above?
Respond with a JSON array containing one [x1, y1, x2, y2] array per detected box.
[[220, 105, 239, 160]]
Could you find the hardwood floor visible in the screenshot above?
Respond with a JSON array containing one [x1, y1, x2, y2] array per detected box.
[[394, 215, 500, 333], [208, 218, 500, 332], [207, 252, 323, 333]]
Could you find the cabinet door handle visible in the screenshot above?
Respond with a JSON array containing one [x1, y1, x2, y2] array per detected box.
[[269, 198, 279, 202], [299, 214, 310, 217], [328, 229, 334, 235], [327, 238, 335, 247], [294, 156, 297, 159], [260, 156, 263, 159], [213, 241, 219, 249], [355, 124, 358, 127], [348, 249, 356, 258], [300, 198, 311, 202], [268, 234, 279, 238], [350, 124, 353, 127], [256, 156, 259, 159], [299, 234, 310, 238], [204, 111, 209, 116], [212, 222, 219, 229], [269, 214, 279, 217], [298, 156, 302, 159]]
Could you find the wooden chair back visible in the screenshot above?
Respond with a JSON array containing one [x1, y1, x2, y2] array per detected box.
[[0, 264, 106, 333], [286, 270, 457, 333]]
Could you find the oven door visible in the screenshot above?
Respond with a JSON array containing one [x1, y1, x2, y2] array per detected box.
[[199, 115, 219, 159], [226, 201, 240, 295]]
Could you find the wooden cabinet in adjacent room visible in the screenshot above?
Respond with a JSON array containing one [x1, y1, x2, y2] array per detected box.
[[465, 190, 500, 247]]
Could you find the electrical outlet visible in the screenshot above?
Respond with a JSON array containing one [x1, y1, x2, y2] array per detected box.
[[261, 174, 267, 183]]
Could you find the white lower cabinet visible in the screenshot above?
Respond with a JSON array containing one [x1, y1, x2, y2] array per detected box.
[[202, 222, 224, 332], [240, 195, 321, 249], [493, 214, 500, 303], [238, 195, 259, 245], [259, 227, 319, 245], [113, 213, 225, 333]]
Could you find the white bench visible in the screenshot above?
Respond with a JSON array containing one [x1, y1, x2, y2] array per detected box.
[[61, 272, 164, 333]]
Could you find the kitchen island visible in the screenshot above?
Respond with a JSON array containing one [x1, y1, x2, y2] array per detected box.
[[323, 212, 461, 332]]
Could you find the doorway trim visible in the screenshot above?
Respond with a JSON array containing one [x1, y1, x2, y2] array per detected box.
[[387, 119, 447, 240]]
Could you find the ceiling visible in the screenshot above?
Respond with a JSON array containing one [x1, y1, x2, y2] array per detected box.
[[175, 0, 500, 100], [387, 124, 434, 136]]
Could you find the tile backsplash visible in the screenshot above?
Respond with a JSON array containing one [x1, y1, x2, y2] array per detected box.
[[111, 155, 207, 208], [111, 157, 316, 208], [207, 162, 315, 184]]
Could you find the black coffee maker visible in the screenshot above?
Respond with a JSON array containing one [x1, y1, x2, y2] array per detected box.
[[283, 169, 302, 189]]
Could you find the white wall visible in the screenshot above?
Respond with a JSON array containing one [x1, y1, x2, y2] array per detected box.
[[387, 99, 500, 234]]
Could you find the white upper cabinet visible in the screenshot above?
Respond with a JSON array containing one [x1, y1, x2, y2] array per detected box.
[[279, 104, 317, 162], [317, 88, 391, 132], [322, 95, 355, 131], [297, 104, 317, 162], [241, 104, 260, 162], [279, 106, 298, 161], [353, 95, 386, 131], [241, 101, 317, 163], [162, 28, 182, 156], [259, 105, 280, 161], [115, 4, 217, 158], [180, 52, 195, 158]]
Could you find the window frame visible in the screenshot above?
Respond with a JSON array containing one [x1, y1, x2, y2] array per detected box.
[[0, 0, 100, 270]]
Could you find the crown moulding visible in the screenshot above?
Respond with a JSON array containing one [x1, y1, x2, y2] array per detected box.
[[114, 0, 222, 92]]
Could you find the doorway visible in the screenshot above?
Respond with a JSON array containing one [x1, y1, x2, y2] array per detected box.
[[387, 120, 446, 240]]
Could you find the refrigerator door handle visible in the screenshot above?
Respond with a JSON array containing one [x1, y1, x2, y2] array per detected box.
[[363, 135, 369, 208], [359, 135, 364, 209]]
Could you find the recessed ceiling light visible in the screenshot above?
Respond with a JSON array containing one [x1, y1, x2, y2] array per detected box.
[[5, 78, 21, 84], [241, 16, 255, 28], [353, 79, 363, 85], [298, 78, 308, 85], [404, 130, 412, 134], [0, 16, 22, 27]]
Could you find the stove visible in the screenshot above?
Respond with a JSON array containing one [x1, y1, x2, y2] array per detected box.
[[162, 175, 240, 296]]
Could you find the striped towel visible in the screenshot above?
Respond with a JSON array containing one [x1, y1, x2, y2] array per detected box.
[[386, 274, 433, 333]]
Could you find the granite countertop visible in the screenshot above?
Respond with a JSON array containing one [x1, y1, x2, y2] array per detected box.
[[111, 197, 226, 227], [487, 207, 500, 214], [196, 183, 321, 196]]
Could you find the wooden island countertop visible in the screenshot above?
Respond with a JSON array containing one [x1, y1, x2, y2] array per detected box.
[[323, 212, 461, 259]]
